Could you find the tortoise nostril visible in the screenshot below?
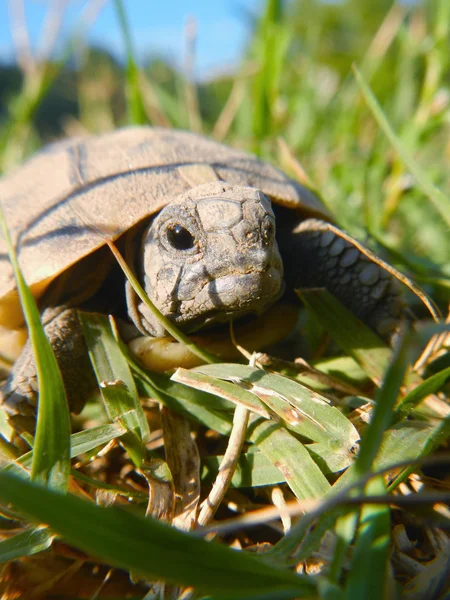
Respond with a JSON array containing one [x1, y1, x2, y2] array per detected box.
[[261, 216, 275, 246], [250, 249, 275, 272], [245, 230, 259, 245]]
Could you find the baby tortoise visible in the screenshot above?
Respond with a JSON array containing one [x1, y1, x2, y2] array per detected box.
[[0, 127, 403, 428]]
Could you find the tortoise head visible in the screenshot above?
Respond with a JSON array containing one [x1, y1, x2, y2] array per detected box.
[[128, 182, 284, 337]]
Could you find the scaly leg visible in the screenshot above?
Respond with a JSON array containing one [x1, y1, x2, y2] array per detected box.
[[279, 219, 405, 340], [1, 306, 96, 432]]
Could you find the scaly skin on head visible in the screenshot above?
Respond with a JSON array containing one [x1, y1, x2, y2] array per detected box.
[[127, 182, 284, 337]]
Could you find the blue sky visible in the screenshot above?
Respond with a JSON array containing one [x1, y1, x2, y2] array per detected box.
[[0, 0, 263, 79]]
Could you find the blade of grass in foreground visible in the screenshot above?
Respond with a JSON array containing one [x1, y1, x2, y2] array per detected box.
[[386, 409, 450, 492], [134, 366, 234, 436], [183, 364, 359, 449], [3, 422, 127, 478], [0, 473, 316, 599], [0, 526, 54, 563], [353, 333, 413, 479], [172, 366, 332, 498], [248, 419, 330, 500], [298, 289, 392, 385], [344, 476, 391, 600], [395, 365, 450, 417], [80, 312, 149, 467], [329, 331, 413, 584], [0, 206, 70, 492]]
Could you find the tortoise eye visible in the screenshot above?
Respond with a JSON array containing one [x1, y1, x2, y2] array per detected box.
[[166, 224, 196, 250]]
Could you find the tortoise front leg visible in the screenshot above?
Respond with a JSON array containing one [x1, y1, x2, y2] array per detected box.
[[279, 218, 405, 340], [0, 306, 96, 432]]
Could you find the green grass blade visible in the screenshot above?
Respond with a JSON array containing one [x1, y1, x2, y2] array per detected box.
[[354, 333, 412, 479], [333, 333, 415, 497], [0, 207, 70, 492], [71, 471, 147, 500], [190, 364, 359, 449], [69, 422, 127, 455], [298, 289, 392, 385], [121, 341, 232, 412], [344, 477, 391, 600], [204, 443, 352, 488], [306, 442, 355, 474], [172, 368, 272, 418], [329, 510, 360, 585], [251, 0, 291, 148], [79, 312, 149, 466], [374, 421, 435, 472], [353, 64, 450, 228], [113, 0, 147, 125], [203, 440, 354, 490], [0, 473, 316, 598], [123, 344, 235, 434], [249, 419, 330, 500], [202, 451, 283, 488], [135, 371, 234, 435], [151, 366, 333, 497], [395, 365, 450, 417], [329, 331, 413, 582], [0, 526, 53, 562], [3, 422, 127, 478], [387, 413, 450, 492]]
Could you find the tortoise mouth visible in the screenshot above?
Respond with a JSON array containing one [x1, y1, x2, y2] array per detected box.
[[133, 261, 284, 338], [173, 267, 285, 333]]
